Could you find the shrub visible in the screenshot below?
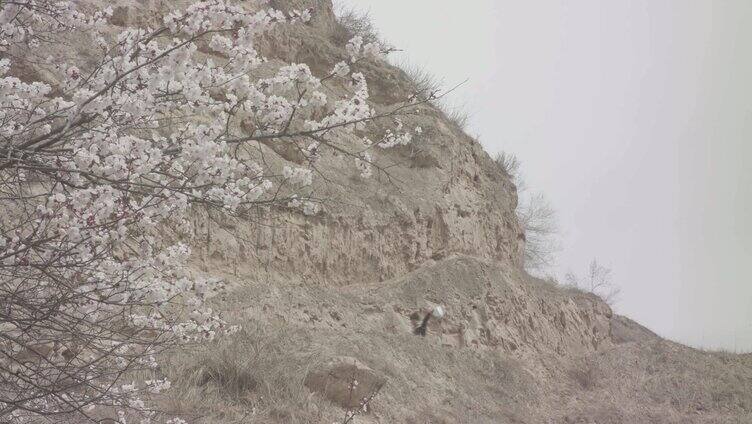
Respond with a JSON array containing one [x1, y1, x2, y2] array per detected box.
[[333, 2, 381, 46], [494, 153, 559, 273], [565, 259, 620, 305]]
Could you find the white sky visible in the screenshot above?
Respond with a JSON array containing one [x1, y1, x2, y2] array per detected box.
[[339, 0, 752, 351]]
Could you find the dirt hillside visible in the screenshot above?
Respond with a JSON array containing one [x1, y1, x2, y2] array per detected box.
[[170, 2, 752, 422], [32, 1, 752, 422]]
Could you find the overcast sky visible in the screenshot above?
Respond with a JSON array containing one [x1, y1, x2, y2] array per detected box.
[[339, 0, 752, 351]]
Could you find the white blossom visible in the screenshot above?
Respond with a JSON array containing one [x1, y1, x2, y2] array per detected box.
[[283, 166, 313, 186], [332, 61, 350, 77]]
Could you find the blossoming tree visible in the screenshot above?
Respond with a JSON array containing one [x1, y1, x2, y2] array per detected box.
[[0, 1, 430, 421]]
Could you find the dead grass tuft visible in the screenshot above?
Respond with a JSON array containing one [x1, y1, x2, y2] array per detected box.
[[332, 2, 381, 46], [569, 366, 599, 391], [493, 152, 522, 181], [161, 322, 325, 423], [398, 63, 443, 101], [443, 105, 470, 131], [395, 62, 471, 131]]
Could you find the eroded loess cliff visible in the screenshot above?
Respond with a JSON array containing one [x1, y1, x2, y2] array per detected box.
[[169, 2, 752, 423], [184, 0, 525, 286], [19, 1, 752, 422]]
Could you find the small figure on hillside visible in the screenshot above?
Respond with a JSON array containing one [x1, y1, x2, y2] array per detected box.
[[414, 305, 445, 336]]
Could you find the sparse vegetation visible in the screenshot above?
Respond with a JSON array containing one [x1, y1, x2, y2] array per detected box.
[[398, 62, 471, 130], [569, 365, 599, 391], [443, 104, 471, 131], [494, 155, 620, 306], [333, 2, 381, 46], [332, 4, 471, 132], [163, 324, 323, 423], [565, 259, 621, 305], [517, 193, 559, 272], [398, 63, 443, 100], [333, 5, 473, 134], [494, 152, 559, 274], [494, 152, 522, 185]]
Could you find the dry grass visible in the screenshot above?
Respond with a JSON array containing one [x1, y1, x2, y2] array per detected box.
[[332, 2, 381, 46], [397, 62, 471, 131], [160, 322, 326, 423], [143, 257, 752, 424], [442, 105, 471, 131], [569, 365, 599, 391], [493, 152, 522, 182], [397, 62, 443, 101], [331, 3, 472, 134]]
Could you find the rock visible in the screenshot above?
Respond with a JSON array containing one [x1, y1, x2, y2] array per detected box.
[[304, 356, 386, 409]]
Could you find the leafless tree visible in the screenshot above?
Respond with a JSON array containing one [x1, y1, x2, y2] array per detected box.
[[494, 152, 559, 274], [517, 193, 559, 272], [565, 259, 620, 305]]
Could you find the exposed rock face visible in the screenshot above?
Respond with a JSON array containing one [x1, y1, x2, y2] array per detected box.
[[184, 2, 525, 286], [236, 256, 616, 359], [69, 0, 524, 288]]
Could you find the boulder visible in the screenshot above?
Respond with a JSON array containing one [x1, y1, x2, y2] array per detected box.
[[304, 356, 386, 409]]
